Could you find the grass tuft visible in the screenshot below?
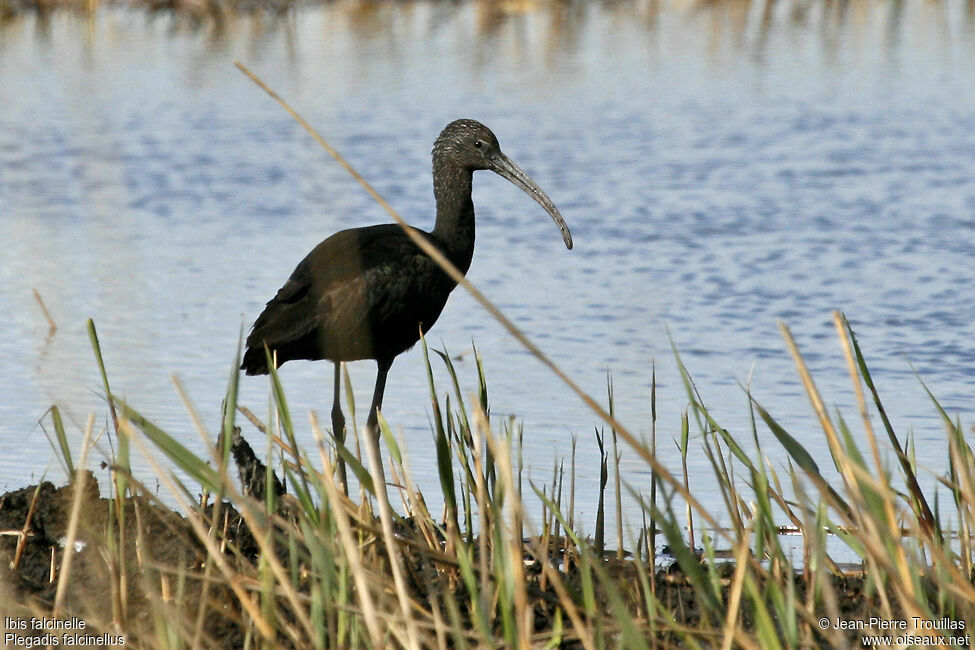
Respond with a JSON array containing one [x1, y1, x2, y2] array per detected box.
[[4, 311, 972, 648]]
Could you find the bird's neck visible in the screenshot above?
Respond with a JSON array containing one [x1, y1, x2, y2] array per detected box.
[[431, 165, 476, 274]]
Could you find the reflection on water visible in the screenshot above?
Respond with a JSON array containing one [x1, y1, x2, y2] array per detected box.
[[1, 0, 974, 529]]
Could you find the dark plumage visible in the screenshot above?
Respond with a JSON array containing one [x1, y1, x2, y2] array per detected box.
[[240, 225, 460, 373], [241, 119, 572, 492]]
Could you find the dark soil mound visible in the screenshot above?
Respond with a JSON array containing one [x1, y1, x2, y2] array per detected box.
[[0, 474, 244, 648]]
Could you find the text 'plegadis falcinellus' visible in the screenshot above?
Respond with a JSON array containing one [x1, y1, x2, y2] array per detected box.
[[241, 118, 572, 492]]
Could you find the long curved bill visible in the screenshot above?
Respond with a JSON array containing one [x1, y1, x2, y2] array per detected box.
[[491, 152, 573, 250]]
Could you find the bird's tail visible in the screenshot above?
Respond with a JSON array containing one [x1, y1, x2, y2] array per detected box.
[[240, 346, 270, 375]]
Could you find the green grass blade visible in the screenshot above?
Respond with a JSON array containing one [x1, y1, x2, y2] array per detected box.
[[48, 405, 74, 477], [839, 312, 939, 539], [88, 319, 127, 498], [114, 396, 222, 492], [422, 336, 458, 524]]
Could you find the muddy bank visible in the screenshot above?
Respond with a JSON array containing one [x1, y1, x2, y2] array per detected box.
[[0, 473, 894, 648], [0, 475, 244, 648]]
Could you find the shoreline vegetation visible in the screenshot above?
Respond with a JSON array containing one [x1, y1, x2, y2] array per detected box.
[[2, 0, 963, 33], [0, 0, 563, 22], [0, 311, 973, 648]]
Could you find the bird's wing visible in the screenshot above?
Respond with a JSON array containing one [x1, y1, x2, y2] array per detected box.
[[245, 224, 431, 350]]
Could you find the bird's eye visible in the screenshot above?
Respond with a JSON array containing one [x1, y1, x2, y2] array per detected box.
[[473, 140, 483, 149]]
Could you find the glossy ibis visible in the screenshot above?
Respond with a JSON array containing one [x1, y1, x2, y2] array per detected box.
[[241, 119, 572, 491]]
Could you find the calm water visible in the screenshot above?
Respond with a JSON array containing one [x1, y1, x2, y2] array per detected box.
[[1, 0, 974, 534]]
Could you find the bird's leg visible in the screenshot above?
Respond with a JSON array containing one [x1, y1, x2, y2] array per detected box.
[[331, 361, 348, 496], [365, 359, 391, 435], [365, 359, 392, 493]]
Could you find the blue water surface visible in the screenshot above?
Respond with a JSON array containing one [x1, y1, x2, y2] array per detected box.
[[1, 1, 973, 534]]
